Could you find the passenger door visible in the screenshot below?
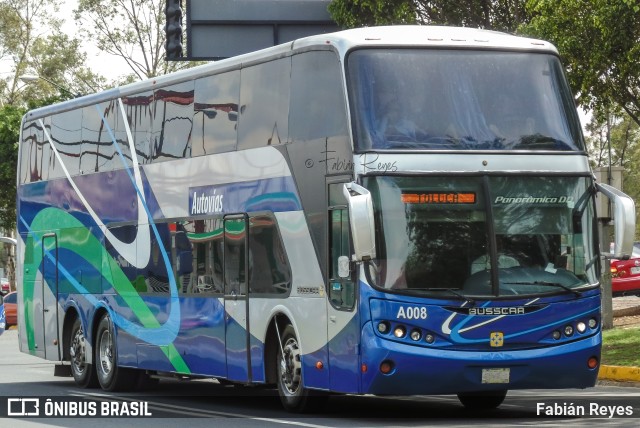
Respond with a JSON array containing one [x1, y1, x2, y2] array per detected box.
[[223, 215, 251, 382], [326, 180, 360, 393], [41, 233, 61, 360]]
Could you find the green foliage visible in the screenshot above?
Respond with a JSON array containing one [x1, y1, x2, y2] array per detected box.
[[523, 0, 640, 126], [0, 105, 25, 230], [602, 326, 640, 366], [328, 1, 530, 32], [329, 0, 417, 27]]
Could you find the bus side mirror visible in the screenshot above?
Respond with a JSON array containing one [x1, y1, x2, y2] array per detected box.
[[596, 183, 636, 259], [342, 182, 376, 261]]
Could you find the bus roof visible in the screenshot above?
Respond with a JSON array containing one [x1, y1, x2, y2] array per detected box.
[[23, 25, 557, 121]]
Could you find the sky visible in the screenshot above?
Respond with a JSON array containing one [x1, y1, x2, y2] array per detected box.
[[0, 1, 130, 84]]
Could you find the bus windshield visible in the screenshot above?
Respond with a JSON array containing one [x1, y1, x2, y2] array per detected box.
[[348, 49, 584, 152], [363, 176, 598, 298]]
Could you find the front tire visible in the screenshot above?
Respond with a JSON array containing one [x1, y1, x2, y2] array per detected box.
[[69, 318, 98, 388], [276, 325, 327, 413], [457, 390, 507, 409], [95, 313, 135, 391]]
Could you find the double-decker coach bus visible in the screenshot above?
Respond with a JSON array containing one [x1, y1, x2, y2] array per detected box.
[[16, 26, 635, 412]]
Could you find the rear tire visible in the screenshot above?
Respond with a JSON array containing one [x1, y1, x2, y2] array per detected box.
[[276, 325, 327, 413], [69, 318, 98, 388], [457, 390, 507, 409], [95, 313, 136, 391]]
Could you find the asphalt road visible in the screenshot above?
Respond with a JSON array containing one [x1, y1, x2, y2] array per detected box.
[[1, 329, 639, 427]]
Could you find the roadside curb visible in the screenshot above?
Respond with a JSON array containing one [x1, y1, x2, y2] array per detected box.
[[598, 365, 640, 383], [613, 305, 640, 317]]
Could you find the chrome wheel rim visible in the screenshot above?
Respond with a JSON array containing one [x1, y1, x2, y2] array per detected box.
[[70, 325, 87, 375], [98, 328, 113, 378], [280, 337, 301, 395]]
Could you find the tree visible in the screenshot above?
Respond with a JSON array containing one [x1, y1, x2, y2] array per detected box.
[[74, 0, 198, 81], [523, 0, 640, 127], [0, 105, 25, 231], [0, 0, 103, 106], [329, 0, 531, 33]]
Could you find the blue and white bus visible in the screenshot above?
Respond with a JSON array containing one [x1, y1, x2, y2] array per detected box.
[[16, 26, 635, 412]]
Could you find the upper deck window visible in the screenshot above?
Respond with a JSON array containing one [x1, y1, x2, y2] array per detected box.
[[347, 49, 584, 152]]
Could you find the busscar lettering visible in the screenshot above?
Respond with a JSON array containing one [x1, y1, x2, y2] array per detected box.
[[469, 307, 525, 315]]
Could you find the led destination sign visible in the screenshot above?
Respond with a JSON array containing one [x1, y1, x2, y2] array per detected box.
[[401, 192, 476, 205]]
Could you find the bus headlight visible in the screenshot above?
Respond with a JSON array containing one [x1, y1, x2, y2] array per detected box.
[[576, 322, 586, 333], [410, 329, 421, 341], [377, 321, 390, 334], [393, 326, 406, 338], [588, 318, 598, 329], [564, 325, 574, 336]]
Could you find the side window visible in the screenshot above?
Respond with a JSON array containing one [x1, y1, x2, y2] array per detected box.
[[50, 109, 81, 177], [248, 214, 291, 295], [289, 50, 348, 142], [224, 217, 247, 295], [328, 183, 355, 310], [150, 81, 195, 162], [123, 91, 154, 165], [237, 58, 290, 150], [193, 71, 240, 155], [180, 218, 224, 294]]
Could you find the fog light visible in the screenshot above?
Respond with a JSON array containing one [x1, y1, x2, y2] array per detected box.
[[588, 318, 598, 329], [552, 330, 561, 340], [576, 322, 586, 333], [564, 325, 574, 336], [393, 326, 406, 338], [425, 333, 435, 344], [377, 321, 390, 334], [380, 360, 395, 374], [410, 329, 421, 341], [587, 356, 598, 369]]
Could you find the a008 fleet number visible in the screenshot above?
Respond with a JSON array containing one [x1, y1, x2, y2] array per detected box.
[[396, 306, 427, 319]]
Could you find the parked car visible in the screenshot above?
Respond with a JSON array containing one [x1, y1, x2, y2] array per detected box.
[[2, 292, 16, 327], [611, 242, 640, 296], [0, 277, 9, 295]]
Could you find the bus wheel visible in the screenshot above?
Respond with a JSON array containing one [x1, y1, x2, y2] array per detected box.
[[69, 318, 98, 388], [276, 325, 327, 413], [457, 390, 507, 409], [95, 314, 135, 391]]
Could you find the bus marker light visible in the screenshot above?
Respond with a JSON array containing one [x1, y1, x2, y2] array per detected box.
[[552, 331, 561, 340], [576, 322, 586, 333], [425, 334, 435, 344], [316, 361, 324, 370], [410, 329, 421, 341], [377, 321, 390, 334], [564, 325, 574, 336], [380, 360, 394, 374], [361, 364, 368, 373], [588, 318, 598, 329], [587, 357, 598, 369]]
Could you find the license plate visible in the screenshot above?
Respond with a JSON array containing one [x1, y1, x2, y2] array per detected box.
[[630, 267, 640, 275], [482, 368, 510, 384]]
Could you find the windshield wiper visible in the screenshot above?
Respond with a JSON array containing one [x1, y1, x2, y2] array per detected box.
[[422, 288, 476, 306], [503, 281, 582, 297]]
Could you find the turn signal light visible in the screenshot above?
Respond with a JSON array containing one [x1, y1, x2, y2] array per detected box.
[[587, 356, 598, 369]]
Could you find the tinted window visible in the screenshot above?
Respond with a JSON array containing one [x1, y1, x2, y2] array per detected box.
[[348, 49, 584, 152], [50, 109, 82, 177], [123, 91, 154, 165], [150, 81, 195, 162], [249, 215, 291, 295], [238, 58, 290, 149], [193, 71, 240, 155]]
